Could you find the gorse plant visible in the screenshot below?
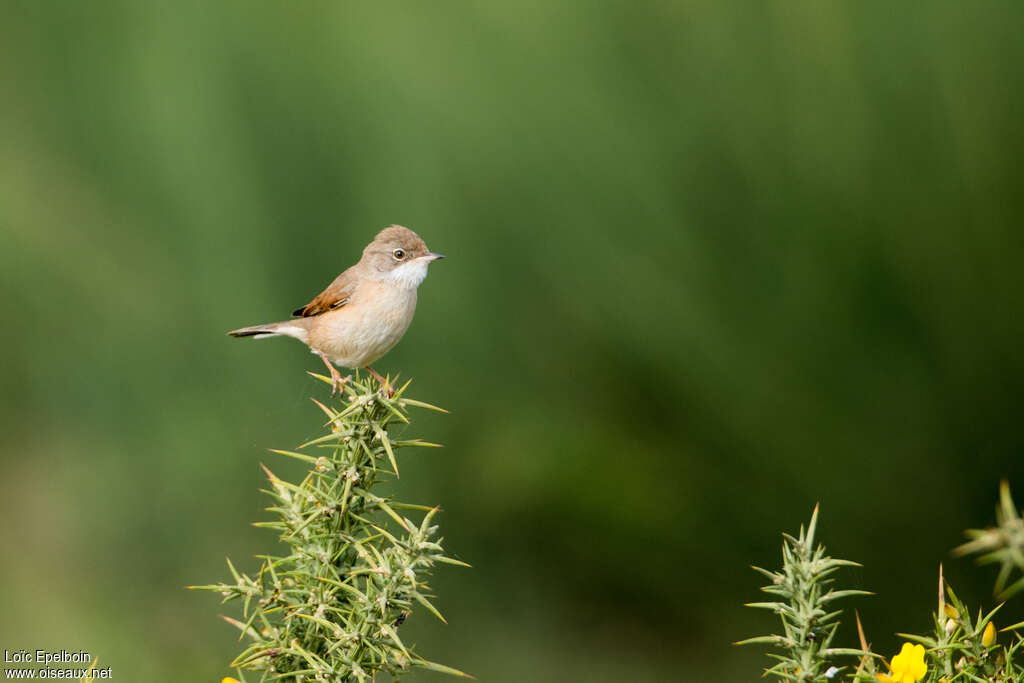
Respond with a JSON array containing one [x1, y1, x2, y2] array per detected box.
[[192, 372, 471, 682], [887, 567, 1022, 682], [738, 505, 870, 680], [743, 483, 1024, 683]]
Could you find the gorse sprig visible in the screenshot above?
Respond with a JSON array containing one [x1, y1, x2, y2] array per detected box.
[[739, 505, 870, 681], [192, 372, 471, 682], [954, 480, 1024, 601]]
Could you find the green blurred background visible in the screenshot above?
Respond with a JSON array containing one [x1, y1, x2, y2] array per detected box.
[[2, 2, 1023, 680]]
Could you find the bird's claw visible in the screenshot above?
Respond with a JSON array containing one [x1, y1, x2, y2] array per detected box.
[[329, 369, 349, 396], [317, 352, 348, 397], [364, 366, 394, 398]]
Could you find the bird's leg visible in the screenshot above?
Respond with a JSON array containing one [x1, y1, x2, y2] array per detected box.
[[317, 351, 347, 396], [364, 366, 393, 397]]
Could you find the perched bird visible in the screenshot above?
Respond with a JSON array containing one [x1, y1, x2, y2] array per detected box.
[[228, 225, 444, 393]]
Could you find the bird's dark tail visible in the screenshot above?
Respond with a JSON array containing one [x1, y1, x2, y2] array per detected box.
[[228, 324, 279, 338], [227, 320, 310, 342]]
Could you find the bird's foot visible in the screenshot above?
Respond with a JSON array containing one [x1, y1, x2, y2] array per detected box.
[[317, 352, 348, 397], [330, 371, 349, 397], [364, 366, 393, 398]]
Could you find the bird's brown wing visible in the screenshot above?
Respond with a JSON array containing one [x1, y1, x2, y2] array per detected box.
[[292, 266, 360, 317]]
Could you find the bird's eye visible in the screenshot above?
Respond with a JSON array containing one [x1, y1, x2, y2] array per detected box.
[[393, 249, 406, 260]]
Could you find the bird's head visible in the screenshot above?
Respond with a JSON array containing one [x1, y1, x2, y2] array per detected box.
[[361, 225, 444, 288]]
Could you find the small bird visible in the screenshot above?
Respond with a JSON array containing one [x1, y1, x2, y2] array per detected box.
[[228, 225, 444, 394]]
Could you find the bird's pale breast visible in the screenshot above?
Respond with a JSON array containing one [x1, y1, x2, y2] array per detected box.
[[308, 282, 418, 368]]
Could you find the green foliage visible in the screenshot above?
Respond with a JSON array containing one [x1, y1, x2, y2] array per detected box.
[[192, 373, 470, 682], [739, 505, 870, 681]]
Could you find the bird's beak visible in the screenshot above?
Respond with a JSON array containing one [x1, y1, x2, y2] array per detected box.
[[423, 252, 445, 261]]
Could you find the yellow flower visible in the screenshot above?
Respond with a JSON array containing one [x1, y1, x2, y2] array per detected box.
[[221, 678, 241, 683], [877, 643, 927, 683], [983, 621, 996, 647]]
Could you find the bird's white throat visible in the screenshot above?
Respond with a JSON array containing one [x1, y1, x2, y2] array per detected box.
[[384, 258, 431, 290]]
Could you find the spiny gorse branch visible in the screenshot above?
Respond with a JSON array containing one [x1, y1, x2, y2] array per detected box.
[[739, 505, 870, 681], [192, 372, 471, 682], [954, 480, 1024, 601]]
